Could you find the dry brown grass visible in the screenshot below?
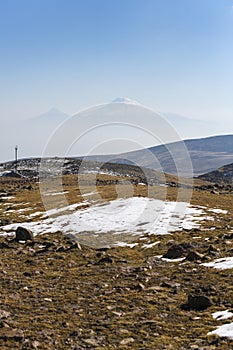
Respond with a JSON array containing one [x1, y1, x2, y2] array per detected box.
[[0, 175, 232, 349]]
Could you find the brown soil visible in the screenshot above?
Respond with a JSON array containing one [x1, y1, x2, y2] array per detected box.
[[0, 175, 232, 349]]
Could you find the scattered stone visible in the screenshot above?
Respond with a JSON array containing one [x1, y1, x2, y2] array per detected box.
[[15, 226, 33, 242], [161, 280, 180, 289], [56, 245, 66, 252], [120, 337, 135, 345], [0, 310, 11, 319], [0, 328, 24, 341], [185, 251, 204, 261], [163, 245, 185, 259], [133, 283, 145, 291], [31, 340, 41, 349], [83, 338, 99, 346], [67, 242, 82, 251], [96, 255, 114, 264], [207, 245, 220, 256], [112, 310, 123, 317], [181, 294, 213, 311], [23, 271, 34, 277], [0, 242, 10, 249]]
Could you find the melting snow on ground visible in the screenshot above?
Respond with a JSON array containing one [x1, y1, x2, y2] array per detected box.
[[155, 255, 186, 263], [208, 322, 233, 340], [208, 310, 233, 340], [1, 197, 207, 241], [208, 208, 228, 214], [202, 257, 233, 270], [212, 310, 233, 321], [44, 191, 69, 196]]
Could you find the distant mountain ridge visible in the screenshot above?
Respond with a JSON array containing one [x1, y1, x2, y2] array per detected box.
[[85, 135, 233, 177], [1, 100, 232, 164], [198, 162, 233, 183], [27, 108, 70, 123]]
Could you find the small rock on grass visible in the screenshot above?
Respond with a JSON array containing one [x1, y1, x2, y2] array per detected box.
[[0, 309, 11, 319], [181, 294, 213, 311], [83, 338, 99, 346], [120, 337, 135, 345], [96, 255, 114, 264], [15, 226, 33, 242], [185, 251, 204, 261], [163, 244, 184, 259]]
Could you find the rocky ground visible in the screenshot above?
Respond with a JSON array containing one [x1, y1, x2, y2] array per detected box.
[[0, 173, 233, 349]]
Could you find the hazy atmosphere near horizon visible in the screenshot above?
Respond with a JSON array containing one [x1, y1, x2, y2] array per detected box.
[[1, 0, 233, 161]]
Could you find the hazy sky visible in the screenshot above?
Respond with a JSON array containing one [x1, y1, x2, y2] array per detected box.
[[1, 0, 233, 121]]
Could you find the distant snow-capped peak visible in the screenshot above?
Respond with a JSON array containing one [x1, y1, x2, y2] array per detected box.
[[111, 97, 141, 106]]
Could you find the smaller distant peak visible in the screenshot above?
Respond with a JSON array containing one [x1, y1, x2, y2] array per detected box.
[[48, 107, 59, 112], [47, 107, 66, 115], [111, 97, 141, 106]]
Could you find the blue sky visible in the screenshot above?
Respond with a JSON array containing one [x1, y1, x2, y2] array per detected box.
[[1, 0, 233, 121]]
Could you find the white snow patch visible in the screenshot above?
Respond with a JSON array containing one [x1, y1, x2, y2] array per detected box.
[[161, 257, 186, 263], [79, 191, 98, 197], [30, 211, 45, 218], [202, 257, 233, 270], [212, 310, 233, 321], [142, 241, 160, 249], [155, 255, 186, 263], [208, 208, 227, 214], [42, 202, 89, 217], [83, 170, 121, 177], [111, 97, 141, 106], [1, 198, 208, 246], [115, 242, 139, 248], [208, 322, 233, 340], [16, 208, 30, 213], [44, 191, 69, 196]]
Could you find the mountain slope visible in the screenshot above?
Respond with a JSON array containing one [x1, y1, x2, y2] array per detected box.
[[198, 162, 233, 183], [86, 135, 233, 177], [28, 107, 70, 123]]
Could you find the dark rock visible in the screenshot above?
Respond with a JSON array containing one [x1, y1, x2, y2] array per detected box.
[[0, 219, 10, 226], [15, 226, 33, 242], [185, 251, 204, 261], [96, 255, 114, 264], [96, 251, 104, 258], [163, 245, 185, 259], [70, 330, 79, 338], [67, 242, 82, 251], [133, 283, 145, 291], [23, 271, 34, 277], [207, 245, 220, 257], [0, 242, 10, 249], [56, 245, 66, 252], [181, 294, 213, 310]]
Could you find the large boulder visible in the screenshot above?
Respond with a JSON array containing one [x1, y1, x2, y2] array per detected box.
[[163, 244, 185, 259], [15, 227, 33, 242], [181, 294, 213, 310]]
